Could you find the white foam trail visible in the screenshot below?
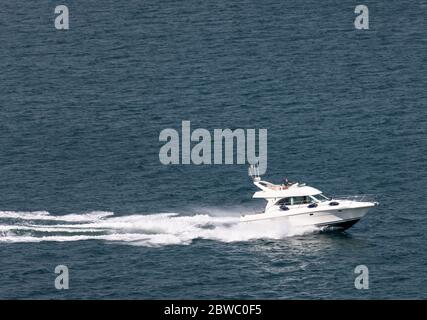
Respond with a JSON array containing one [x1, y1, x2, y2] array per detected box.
[[0, 225, 103, 233], [0, 211, 114, 222], [0, 210, 319, 247]]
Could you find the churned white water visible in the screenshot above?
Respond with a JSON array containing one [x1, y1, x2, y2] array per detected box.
[[0, 210, 318, 247]]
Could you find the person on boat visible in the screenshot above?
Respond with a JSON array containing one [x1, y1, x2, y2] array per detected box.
[[281, 178, 289, 190]]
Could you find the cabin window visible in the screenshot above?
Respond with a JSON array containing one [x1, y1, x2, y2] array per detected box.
[[276, 198, 292, 206], [292, 196, 312, 205], [276, 196, 312, 206]]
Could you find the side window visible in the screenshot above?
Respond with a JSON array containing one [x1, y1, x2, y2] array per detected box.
[[278, 197, 313, 206], [304, 196, 313, 204], [291, 197, 312, 205], [292, 197, 304, 205], [277, 198, 291, 206]]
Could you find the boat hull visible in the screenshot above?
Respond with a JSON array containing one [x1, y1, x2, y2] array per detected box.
[[240, 206, 372, 231], [288, 206, 369, 229], [316, 218, 360, 231]]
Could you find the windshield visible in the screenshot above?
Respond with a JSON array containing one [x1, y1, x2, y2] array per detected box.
[[312, 194, 330, 202]]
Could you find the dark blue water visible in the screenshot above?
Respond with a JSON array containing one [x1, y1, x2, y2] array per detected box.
[[1, 0, 426, 299]]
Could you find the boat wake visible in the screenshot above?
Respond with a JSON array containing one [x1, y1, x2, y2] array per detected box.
[[0, 210, 319, 247]]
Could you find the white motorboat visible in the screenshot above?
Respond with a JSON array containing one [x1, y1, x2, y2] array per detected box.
[[241, 165, 378, 230]]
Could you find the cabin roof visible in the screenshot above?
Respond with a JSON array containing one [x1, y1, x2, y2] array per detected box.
[[252, 183, 322, 199]]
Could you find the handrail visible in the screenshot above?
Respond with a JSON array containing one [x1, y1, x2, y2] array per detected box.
[[332, 194, 377, 202]]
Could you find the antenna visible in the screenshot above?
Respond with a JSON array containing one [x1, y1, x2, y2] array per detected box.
[[248, 163, 261, 181]]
